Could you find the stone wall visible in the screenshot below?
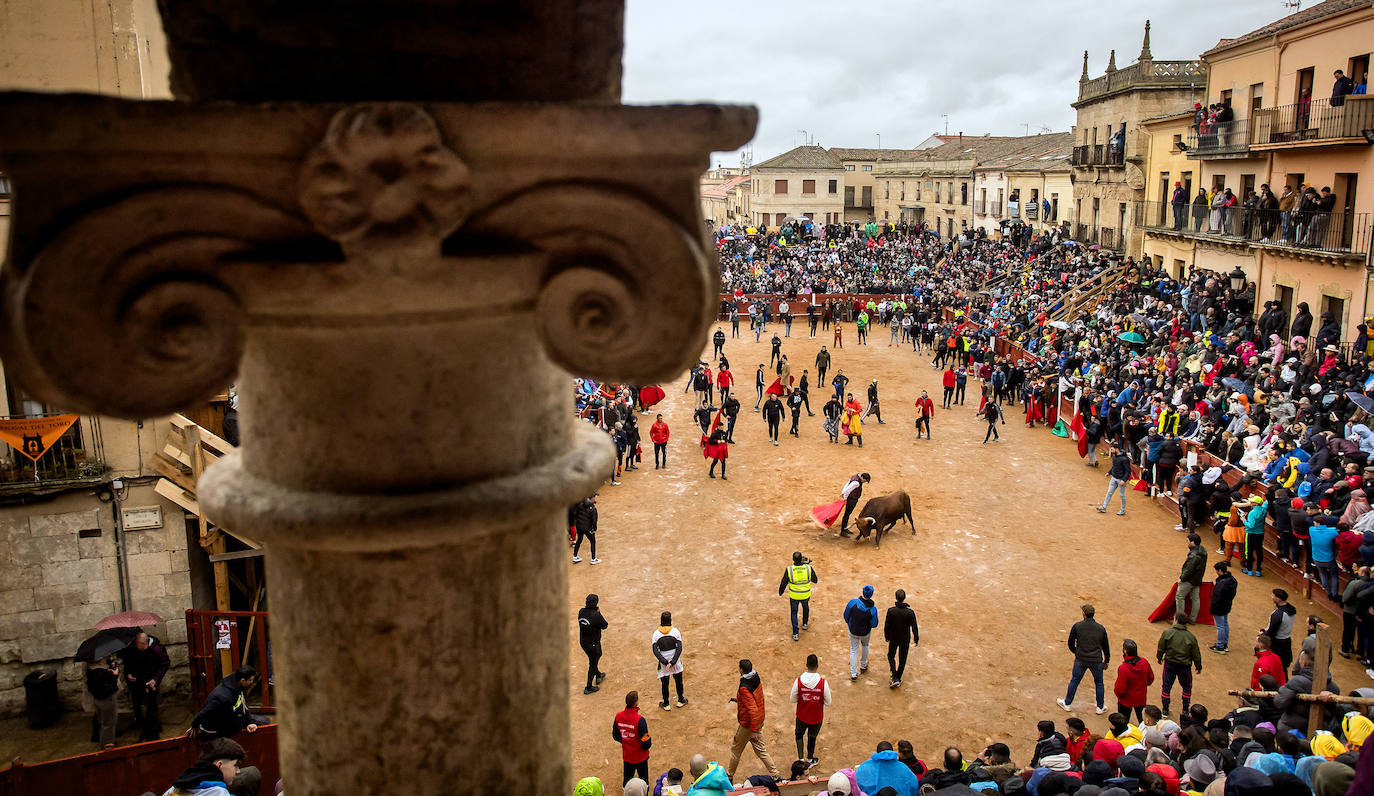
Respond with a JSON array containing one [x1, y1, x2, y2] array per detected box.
[[0, 488, 192, 717]]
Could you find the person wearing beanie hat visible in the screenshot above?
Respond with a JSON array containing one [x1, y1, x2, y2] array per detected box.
[[843, 586, 879, 681], [579, 593, 609, 695]]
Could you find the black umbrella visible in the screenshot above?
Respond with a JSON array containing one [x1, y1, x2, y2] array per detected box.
[[74, 627, 137, 662]]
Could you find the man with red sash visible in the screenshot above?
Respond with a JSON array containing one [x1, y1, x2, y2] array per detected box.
[[790, 654, 832, 769], [613, 690, 652, 785]]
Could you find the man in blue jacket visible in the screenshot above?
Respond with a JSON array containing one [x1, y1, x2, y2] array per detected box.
[[843, 585, 879, 681], [856, 740, 921, 796]]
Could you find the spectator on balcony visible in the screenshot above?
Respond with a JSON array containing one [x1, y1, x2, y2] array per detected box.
[[1191, 188, 1209, 233], [1215, 100, 1234, 147], [1331, 69, 1355, 107], [1170, 183, 1187, 231], [1240, 190, 1259, 239], [1208, 188, 1226, 234], [1258, 184, 1280, 242], [1191, 102, 1205, 136], [1355, 72, 1367, 95], [1297, 187, 1322, 246], [1279, 184, 1298, 242]]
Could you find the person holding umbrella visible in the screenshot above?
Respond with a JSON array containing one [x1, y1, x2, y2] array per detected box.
[[121, 630, 170, 741]]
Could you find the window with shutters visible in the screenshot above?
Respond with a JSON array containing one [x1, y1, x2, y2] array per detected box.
[[802, 179, 815, 194], [774, 179, 788, 194]]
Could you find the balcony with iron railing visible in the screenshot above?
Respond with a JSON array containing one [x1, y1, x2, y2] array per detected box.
[[0, 414, 108, 490], [973, 199, 986, 216], [1135, 199, 1371, 259], [1185, 117, 1250, 158], [1025, 203, 1038, 220], [1070, 143, 1125, 168], [1250, 95, 1374, 148]]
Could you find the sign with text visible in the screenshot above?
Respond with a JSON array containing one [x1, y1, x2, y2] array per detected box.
[[214, 619, 232, 650], [0, 414, 79, 462]]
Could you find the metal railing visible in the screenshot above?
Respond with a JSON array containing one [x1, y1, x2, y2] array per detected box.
[[1136, 199, 1372, 258], [1185, 117, 1250, 156], [1099, 227, 1121, 250], [1025, 203, 1039, 220], [0, 414, 106, 486], [973, 199, 986, 215], [1251, 96, 1374, 146], [990, 201, 1002, 217]]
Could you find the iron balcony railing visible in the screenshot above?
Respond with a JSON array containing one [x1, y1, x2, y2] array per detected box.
[[1025, 204, 1039, 220], [1135, 199, 1372, 258], [1250, 95, 1374, 146], [1070, 144, 1126, 167], [973, 200, 986, 216], [1185, 117, 1250, 157]]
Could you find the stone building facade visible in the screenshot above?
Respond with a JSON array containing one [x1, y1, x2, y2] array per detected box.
[[749, 145, 846, 228], [0, 0, 199, 718], [1070, 22, 1206, 256]]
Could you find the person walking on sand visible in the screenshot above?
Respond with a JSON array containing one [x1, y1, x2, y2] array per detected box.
[[843, 393, 864, 447], [651, 612, 687, 711], [823, 394, 842, 444], [791, 653, 830, 769], [914, 391, 933, 440], [865, 380, 884, 425], [831, 368, 848, 402], [779, 551, 818, 641], [843, 585, 879, 681], [884, 589, 919, 689], [579, 593, 608, 694], [762, 392, 785, 447], [1096, 445, 1131, 516], [979, 397, 1004, 443], [815, 346, 830, 387], [650, 414, 670, 470], [726, 658, 782, 781], [833, 321, 844, 349], [1058, 603, 1109, 714], [754, 364, 765, 412]]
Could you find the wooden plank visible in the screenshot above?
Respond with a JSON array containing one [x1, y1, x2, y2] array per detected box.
[[153, 478, 200, 515], [170, 413, 234, 456], [149, 456, 195, 491], [208, 548, 266, 563]]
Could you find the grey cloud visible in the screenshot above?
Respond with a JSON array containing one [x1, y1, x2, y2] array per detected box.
[[624, 0, 1279, 161]]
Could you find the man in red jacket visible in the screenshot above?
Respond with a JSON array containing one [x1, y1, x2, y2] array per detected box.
[[716, 366, 734, 406], [649, 414, 670, 470], [726, 659, 781, 781], [613, 690, 652, 785], [941, 366, 957, 409], [1251, 635, 1287, 688], [1113, 639, 1155, 723]]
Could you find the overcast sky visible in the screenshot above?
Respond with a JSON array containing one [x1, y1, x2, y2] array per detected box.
[[624, 0, 1285, 166]]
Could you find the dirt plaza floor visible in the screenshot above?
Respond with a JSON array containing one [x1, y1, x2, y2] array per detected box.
[[566, 320, 1372, 785]]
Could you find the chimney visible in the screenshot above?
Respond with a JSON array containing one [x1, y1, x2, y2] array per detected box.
[[958, 132, 963, 142]]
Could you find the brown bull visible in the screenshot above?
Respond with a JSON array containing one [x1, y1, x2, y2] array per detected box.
[[853, 491, 914, 548]]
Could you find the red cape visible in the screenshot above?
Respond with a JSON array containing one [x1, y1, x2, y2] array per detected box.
[[765, 378, 785, 396], [1148, 582, 1215, 625], [810, 499, 846, 529], [640, 385, 666, 410]]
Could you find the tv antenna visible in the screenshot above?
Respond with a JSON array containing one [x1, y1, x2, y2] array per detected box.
[[1281, 0, 1300, 9], [941, 115, 949, 135]]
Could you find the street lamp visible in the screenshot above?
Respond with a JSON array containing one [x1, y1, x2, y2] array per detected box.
[[875, 133, 881, 150], [1228, 266, 1247, 291]]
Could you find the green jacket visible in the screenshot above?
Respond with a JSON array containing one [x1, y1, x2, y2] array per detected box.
[[1179, 545, 1207, 585], [1157, 624, 1202, 668]]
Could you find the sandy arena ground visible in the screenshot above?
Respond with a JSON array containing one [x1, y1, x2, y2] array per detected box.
[[566, 320, 1371, 785]]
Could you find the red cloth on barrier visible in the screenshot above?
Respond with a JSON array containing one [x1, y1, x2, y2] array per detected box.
[[811, 499, 846, 529], [1147, 581, 1215, 625]]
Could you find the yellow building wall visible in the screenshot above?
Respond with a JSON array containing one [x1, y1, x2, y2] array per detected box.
[[0, 0, 169, 97]]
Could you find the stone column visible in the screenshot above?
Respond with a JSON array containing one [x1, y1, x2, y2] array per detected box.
[[0, 19, 755, 791]]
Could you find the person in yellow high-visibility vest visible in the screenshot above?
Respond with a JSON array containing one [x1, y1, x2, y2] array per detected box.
[[778, 552, 818, 641]]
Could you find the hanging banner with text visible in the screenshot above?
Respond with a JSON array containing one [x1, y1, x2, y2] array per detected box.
[[0, 414, 79, 462]]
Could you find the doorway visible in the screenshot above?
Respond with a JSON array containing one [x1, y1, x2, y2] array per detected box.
[[1321, 294, 1346, 338], [1276, 285, 1294, 327], [1335, 173, 1358, 249]]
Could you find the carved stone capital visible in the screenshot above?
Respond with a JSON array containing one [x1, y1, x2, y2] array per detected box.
[[0, 94, 757, 418]]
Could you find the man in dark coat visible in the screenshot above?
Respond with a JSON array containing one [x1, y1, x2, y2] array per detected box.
[[578, 593, 608, 695], [192, 665, 265, 740], [1208, 561, 1238, 654], [1290, 302, 1313, 342], [121, 631, 170, 741], [883, 589, 919, 689], [1274, 648, 1340, 735], [1059, 604, 1110, 713]]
